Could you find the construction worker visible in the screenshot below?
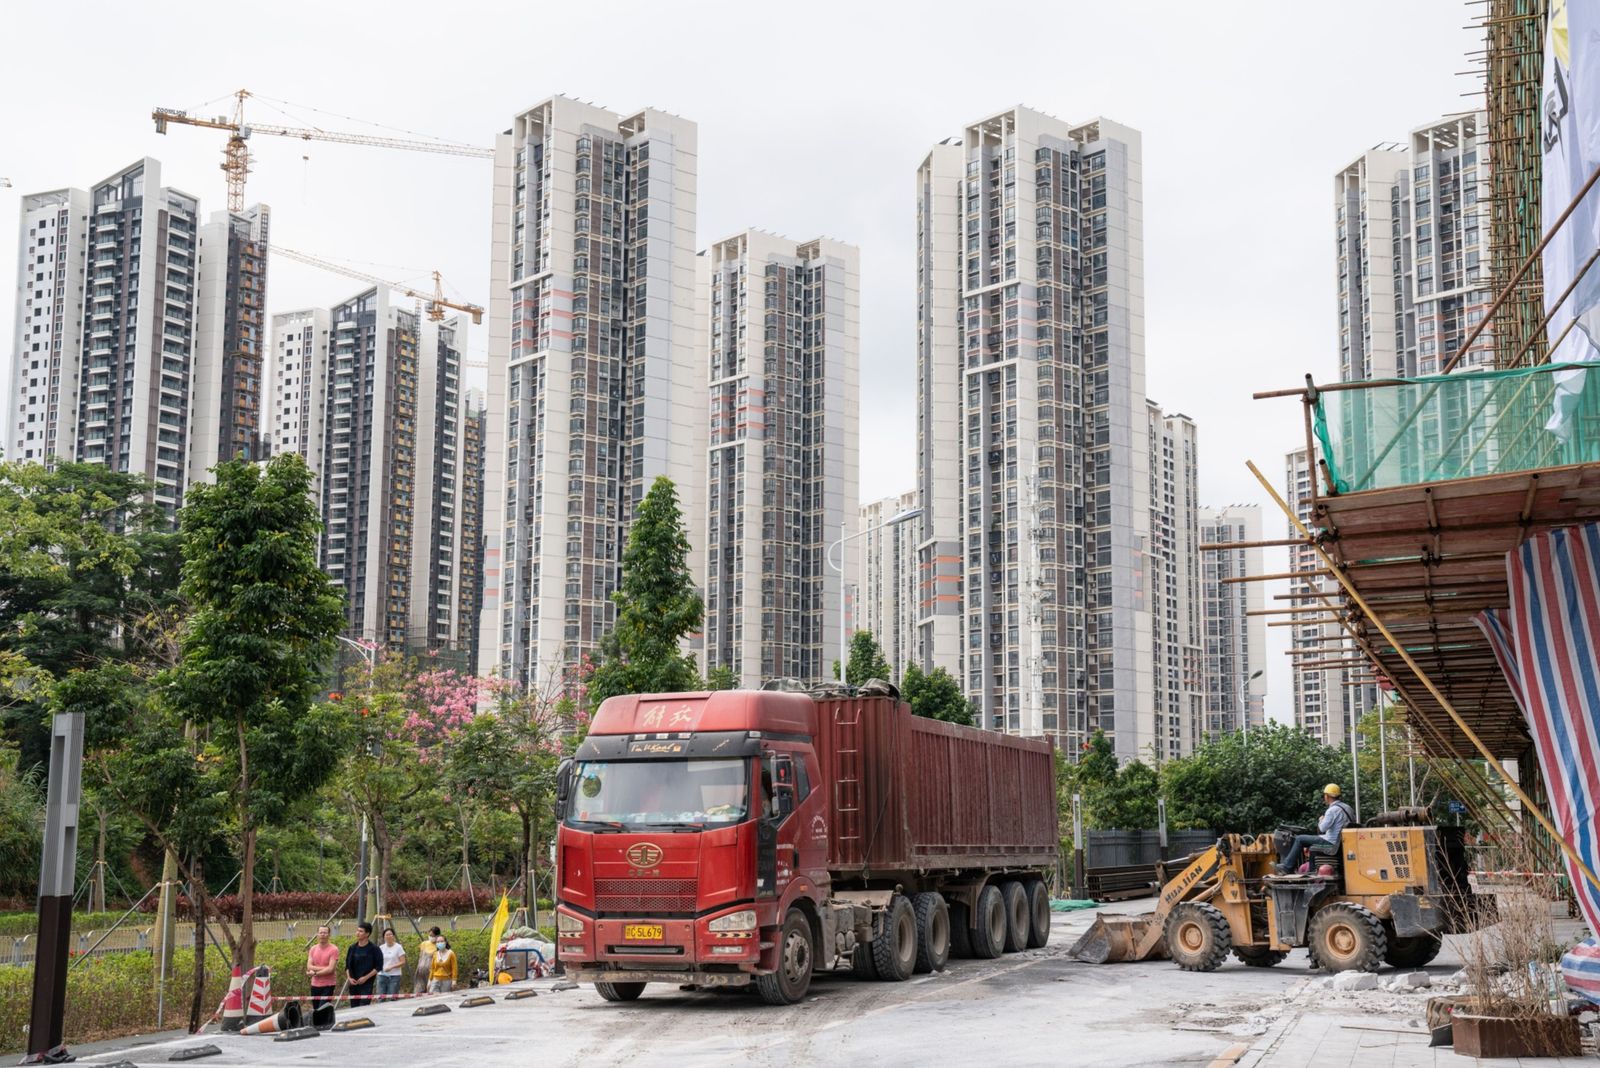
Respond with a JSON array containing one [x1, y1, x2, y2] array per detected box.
[[1275, 784, 1356, 874]]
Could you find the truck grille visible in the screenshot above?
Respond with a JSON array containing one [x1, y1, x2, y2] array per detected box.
[[594, 878, 698, 914]]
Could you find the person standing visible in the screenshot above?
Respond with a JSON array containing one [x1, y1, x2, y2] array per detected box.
[[376, 928, 406, 1000], [306, 925, 339, 1008], [345, 921, 384, 1007], [428, 937, 458, 994], [414, 926, 440, 994]]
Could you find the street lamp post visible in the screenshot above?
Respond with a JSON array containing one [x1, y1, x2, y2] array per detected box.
[[826, 508, 922, 683], [336, 636, 378, 924], [1239, 668, 1264, 740]]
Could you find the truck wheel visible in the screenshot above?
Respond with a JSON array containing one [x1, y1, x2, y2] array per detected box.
[[756, 909, 815, 1005], [872, 895, 917, 981], [947, 901, 973, 959], [1000, 880, 1030, 953], [1309, 903, 1386, 973], [1232, 946, 1289, 967], [1164, 902, 1231, 972], [911, 892, 950, 974], [594, 981, 646, 1002], [851, 942, 878, 979], [969, 884, 1007, 960], [1025, 880, 1051, 949], [1383, 932, 1443, 969]]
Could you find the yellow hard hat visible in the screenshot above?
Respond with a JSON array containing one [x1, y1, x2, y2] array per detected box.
[[1323, 784, 1341, 798]]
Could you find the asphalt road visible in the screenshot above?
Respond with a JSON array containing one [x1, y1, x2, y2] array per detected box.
[[71, 910, 1325, 1068]]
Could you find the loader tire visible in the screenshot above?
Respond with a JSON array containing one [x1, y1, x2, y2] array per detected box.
[[1001, 880, 1030, 953], [1384, 932, 1443, 969], [872, 894, 917, 981], [970, 884, 1007, 960], [912, 892, 950, 974], [947, 900, 974, 959], [1309, 903, 1386, 973], [1232, 946, 1289, 968], [1025, 879, 1051, 949], [1165, 902, 1232, 972]]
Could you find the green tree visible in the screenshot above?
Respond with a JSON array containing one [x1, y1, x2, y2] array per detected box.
[[587, 477, 704, 708], [0, 461, 180, 771], [704, 663, 738, 691], [1352, 700, 1434, 818], [0, 740, 41, 898], [1160, 723, 1346, 834], [167, 455, 348, 972], [901, 664, 974, 725], [844, 630, 892, 686], [1092, 761, 1160, 830]]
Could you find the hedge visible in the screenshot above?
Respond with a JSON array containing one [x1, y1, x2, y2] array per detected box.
[[0, 911, 128, 939], [136, 889, 503, 923]]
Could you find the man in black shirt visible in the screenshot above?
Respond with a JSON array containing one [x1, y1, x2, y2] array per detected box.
[[345, 921, 384, 1007]]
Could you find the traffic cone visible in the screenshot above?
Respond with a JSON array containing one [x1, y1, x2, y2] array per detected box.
[[240, 1001, 303, 1036], [245, 965, 273, 1020], [311, 1002, 336, 1032], [220, 966, 245, 1032]]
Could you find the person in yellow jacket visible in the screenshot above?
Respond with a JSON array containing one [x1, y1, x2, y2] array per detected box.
[[413, 927, 440, 994], [428, 937, 458, 993]]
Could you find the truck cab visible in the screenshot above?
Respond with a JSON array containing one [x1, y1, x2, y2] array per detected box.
[[554, 690, 829, 1003]]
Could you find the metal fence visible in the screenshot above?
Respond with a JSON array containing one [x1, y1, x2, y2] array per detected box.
[[1085, 829, 1216, 868]]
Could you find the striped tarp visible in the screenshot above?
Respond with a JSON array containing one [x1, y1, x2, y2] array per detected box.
[[1476, 521, 1600, 1002]]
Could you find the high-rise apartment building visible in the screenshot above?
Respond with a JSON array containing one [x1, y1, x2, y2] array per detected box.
[[915, 106, 1150, 759], [479, 97, 702, 692], [701, 230, 860, 687], [1198, 504, 1267, 736], [9, 188, 89, 466], [268, 289, 476, 655], [858, 490, 920, 683], [457, 388, 487, 671], [1148, 405, 1204, 761], [1335, 146, 1412, 382], [7, 160, 266, 512], [1408, 113, 1493, 373], [188, 205, 269, 483]]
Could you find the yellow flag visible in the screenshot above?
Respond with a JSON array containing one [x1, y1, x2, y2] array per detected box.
[[487, 894, 510, 983]]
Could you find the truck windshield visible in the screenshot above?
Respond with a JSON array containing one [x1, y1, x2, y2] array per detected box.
[[566, 758, 750, 828]]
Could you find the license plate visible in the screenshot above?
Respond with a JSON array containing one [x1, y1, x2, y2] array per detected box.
[[623, 924, 663, 941]]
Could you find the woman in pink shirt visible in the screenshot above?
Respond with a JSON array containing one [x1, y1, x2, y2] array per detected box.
[[306, 925, 339, 1007]]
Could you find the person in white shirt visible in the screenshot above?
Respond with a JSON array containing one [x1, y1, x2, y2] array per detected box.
[[1276, 784, 1356, 874], [376, 927, 406, 1000]]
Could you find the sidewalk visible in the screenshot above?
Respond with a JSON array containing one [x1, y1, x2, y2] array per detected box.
[[1241, 1008, 1594, 1068]]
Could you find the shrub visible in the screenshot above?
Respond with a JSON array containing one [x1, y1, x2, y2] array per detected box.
[[134, 888, 494, 923]]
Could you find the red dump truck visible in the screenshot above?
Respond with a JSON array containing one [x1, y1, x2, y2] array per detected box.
[[553, 686, 1059, 1005]]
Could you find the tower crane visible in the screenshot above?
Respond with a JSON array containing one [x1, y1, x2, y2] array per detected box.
[[272, 246, 484, 325], [153, 89, 493, 211]]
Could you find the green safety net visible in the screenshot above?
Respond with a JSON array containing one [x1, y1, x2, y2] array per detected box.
[[1312, 362, 1600, 494]]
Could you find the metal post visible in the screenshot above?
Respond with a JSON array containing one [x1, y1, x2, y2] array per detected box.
[[839, 519, 848, 680], [1377, 697, 1390, 814], [356, 815, 370, 926], [1408, 735, 1418, 809], [25, 711, 85, 1064], [1348, 701, 1362, 823], [1071, 792, 1085, 900]]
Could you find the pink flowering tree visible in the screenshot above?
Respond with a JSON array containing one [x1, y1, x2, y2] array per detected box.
[[337, 649, 485, 914], [445, 667, 589, 912]]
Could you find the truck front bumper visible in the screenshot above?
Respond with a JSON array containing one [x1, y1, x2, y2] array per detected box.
[[570, 967, 752, 987]]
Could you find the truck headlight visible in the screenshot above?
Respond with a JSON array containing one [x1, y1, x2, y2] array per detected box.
[[708, 909, 757, 932], [557, 912, 585, 935]]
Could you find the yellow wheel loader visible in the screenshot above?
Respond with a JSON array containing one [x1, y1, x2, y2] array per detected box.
[[1069, 812, 1492, 973]]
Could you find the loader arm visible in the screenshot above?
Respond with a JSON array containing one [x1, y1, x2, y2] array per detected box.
[[1069, 842, 1226, 964], [1132, 844, 1223, 960]]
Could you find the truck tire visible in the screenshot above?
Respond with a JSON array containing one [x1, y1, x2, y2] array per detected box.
[[594, 981, 646, 1002], [872, 895, 918, 981], [1025, 879, 1051, 949], [911, 892, 950, 974], [1000, 880, 1030, 953], [1164, 902, 1231, 972], [1309, 903, 1386, 973], [969, 884, 1007, 960], [756, 909, 815, 1005], [851, 942, 878, 979], [947, 900, 973, 959], [1384, 932, 1443, 969]]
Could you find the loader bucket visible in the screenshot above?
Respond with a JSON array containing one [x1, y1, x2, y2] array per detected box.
[[1068, 913, 1166, 964]]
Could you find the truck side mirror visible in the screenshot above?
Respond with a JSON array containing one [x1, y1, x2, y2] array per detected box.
[[555, 758, 573, 820], [775, 784, 795, 819]]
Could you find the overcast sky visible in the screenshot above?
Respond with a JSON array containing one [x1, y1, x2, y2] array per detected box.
[[0, 0, 1482, 722]]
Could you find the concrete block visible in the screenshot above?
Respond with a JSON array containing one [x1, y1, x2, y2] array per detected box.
[[1332, 970, 1379, 991], [1397, 972, 1431, 989]]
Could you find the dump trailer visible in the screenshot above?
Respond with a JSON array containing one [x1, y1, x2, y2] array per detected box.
[[1070, 817, 1490, 973], [553, 686, 1059, 1005]]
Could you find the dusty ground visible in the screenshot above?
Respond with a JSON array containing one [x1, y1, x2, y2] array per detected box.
[[60, 904, 1588, 1068]]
